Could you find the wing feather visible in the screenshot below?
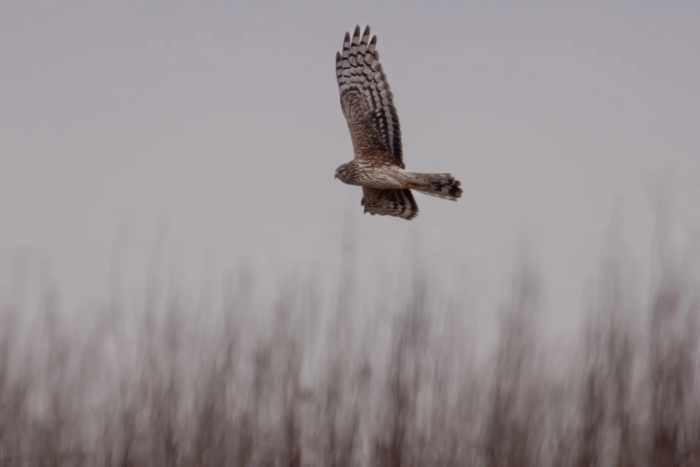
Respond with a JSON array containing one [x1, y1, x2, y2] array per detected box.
[[361, 187, 418, 220], [336, 25, 404, 168]]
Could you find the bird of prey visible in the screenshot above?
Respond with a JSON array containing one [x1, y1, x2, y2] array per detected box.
[[334, 25, 462, 220]]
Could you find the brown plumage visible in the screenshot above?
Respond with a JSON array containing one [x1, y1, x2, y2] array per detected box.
[[334, 25, 462, 220]]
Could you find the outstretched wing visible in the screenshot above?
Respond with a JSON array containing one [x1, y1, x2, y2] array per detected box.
[[336, 25, 404, 168], [361, 187, 418, 220]]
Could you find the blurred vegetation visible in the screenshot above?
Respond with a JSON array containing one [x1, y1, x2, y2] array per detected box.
[[0, 235, 699, 467]]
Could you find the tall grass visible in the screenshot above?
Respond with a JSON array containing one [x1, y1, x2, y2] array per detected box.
[[0, 240, 698, 467]]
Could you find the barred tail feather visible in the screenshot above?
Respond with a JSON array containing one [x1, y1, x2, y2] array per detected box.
[[406, 172, 463, 201]]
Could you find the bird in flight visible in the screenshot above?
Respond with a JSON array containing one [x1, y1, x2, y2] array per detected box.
[[334, 25, 462, 220]]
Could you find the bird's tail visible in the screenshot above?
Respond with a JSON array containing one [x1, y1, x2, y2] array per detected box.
[[405, 172, 463, 201]]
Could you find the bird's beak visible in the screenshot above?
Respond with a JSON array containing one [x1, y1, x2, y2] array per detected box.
[[334, 174, 338, 179]]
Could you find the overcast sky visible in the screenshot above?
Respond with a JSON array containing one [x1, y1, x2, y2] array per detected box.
[[1, 1, 699, 338]]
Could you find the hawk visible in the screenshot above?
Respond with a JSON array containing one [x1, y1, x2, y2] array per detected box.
[[334, 25, 462, 220]]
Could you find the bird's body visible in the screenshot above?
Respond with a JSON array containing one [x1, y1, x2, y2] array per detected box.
[[334, 25, 462, 220], [336, 159, 410, 190]]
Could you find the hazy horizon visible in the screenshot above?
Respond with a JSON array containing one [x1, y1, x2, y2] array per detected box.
[[1, 2, 700, 465], [2, 3, 699, 345]]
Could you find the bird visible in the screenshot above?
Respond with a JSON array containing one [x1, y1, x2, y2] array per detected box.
[[334, 25, 462, 220]]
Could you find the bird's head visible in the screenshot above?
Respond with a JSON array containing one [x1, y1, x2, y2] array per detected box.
[[334, 163, 351, 183]]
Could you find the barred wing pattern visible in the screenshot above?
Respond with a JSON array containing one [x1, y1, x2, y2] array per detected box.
[[361, 187, 418, 220], [336, 26, 418, 219], [336, 25, 403, 168]]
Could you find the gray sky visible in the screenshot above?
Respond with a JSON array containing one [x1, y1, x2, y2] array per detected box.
[[1, 1, 699, 338]]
